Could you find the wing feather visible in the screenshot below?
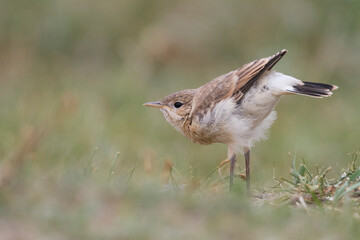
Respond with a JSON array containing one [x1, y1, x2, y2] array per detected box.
[[190, 49, 287, 120]]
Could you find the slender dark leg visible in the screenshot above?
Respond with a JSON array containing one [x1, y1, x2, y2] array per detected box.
[[229, 154, 236, 191], [243, 147, 250, 195]]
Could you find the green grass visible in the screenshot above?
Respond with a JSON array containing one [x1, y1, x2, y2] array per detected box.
[[1, 138, 359, 240], [258, 150, 360, 208], [0, 92, 359, 239], [0, 52, 359, 240], [1, 0, 360, 239]]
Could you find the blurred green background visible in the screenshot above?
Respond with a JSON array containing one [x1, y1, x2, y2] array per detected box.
[[0, 0, 359, 239]]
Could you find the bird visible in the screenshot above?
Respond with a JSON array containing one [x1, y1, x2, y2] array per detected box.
[[144, 49, 338, 193]]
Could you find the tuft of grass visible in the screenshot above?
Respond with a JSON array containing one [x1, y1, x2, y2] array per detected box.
[[158, 149, 360, 212], [253, 150, 360, 212]]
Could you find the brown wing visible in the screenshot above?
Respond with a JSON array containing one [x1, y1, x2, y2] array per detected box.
[[190, 49, 287, 120]]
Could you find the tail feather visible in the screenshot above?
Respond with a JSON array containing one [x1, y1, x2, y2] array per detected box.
[[289, 82, 338, 98], [302, 81, 338, 91]]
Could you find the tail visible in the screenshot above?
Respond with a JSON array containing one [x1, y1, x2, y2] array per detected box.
[[288, 81, 339, 98]]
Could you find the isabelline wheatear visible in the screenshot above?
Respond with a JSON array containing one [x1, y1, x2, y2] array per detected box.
[[144, 50, 338, 193]]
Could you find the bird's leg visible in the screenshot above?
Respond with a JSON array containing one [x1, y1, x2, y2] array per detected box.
[[229, 154, 236, 191], [243, 147, 251, 195]]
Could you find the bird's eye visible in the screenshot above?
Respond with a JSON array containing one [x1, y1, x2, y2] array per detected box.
[[174, 102, 183, 108]]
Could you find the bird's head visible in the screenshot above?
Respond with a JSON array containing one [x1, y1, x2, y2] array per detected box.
[[144, 89, 195, 132]]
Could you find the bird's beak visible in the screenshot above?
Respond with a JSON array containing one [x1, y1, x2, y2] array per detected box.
[[143, 101, 163, 109]]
